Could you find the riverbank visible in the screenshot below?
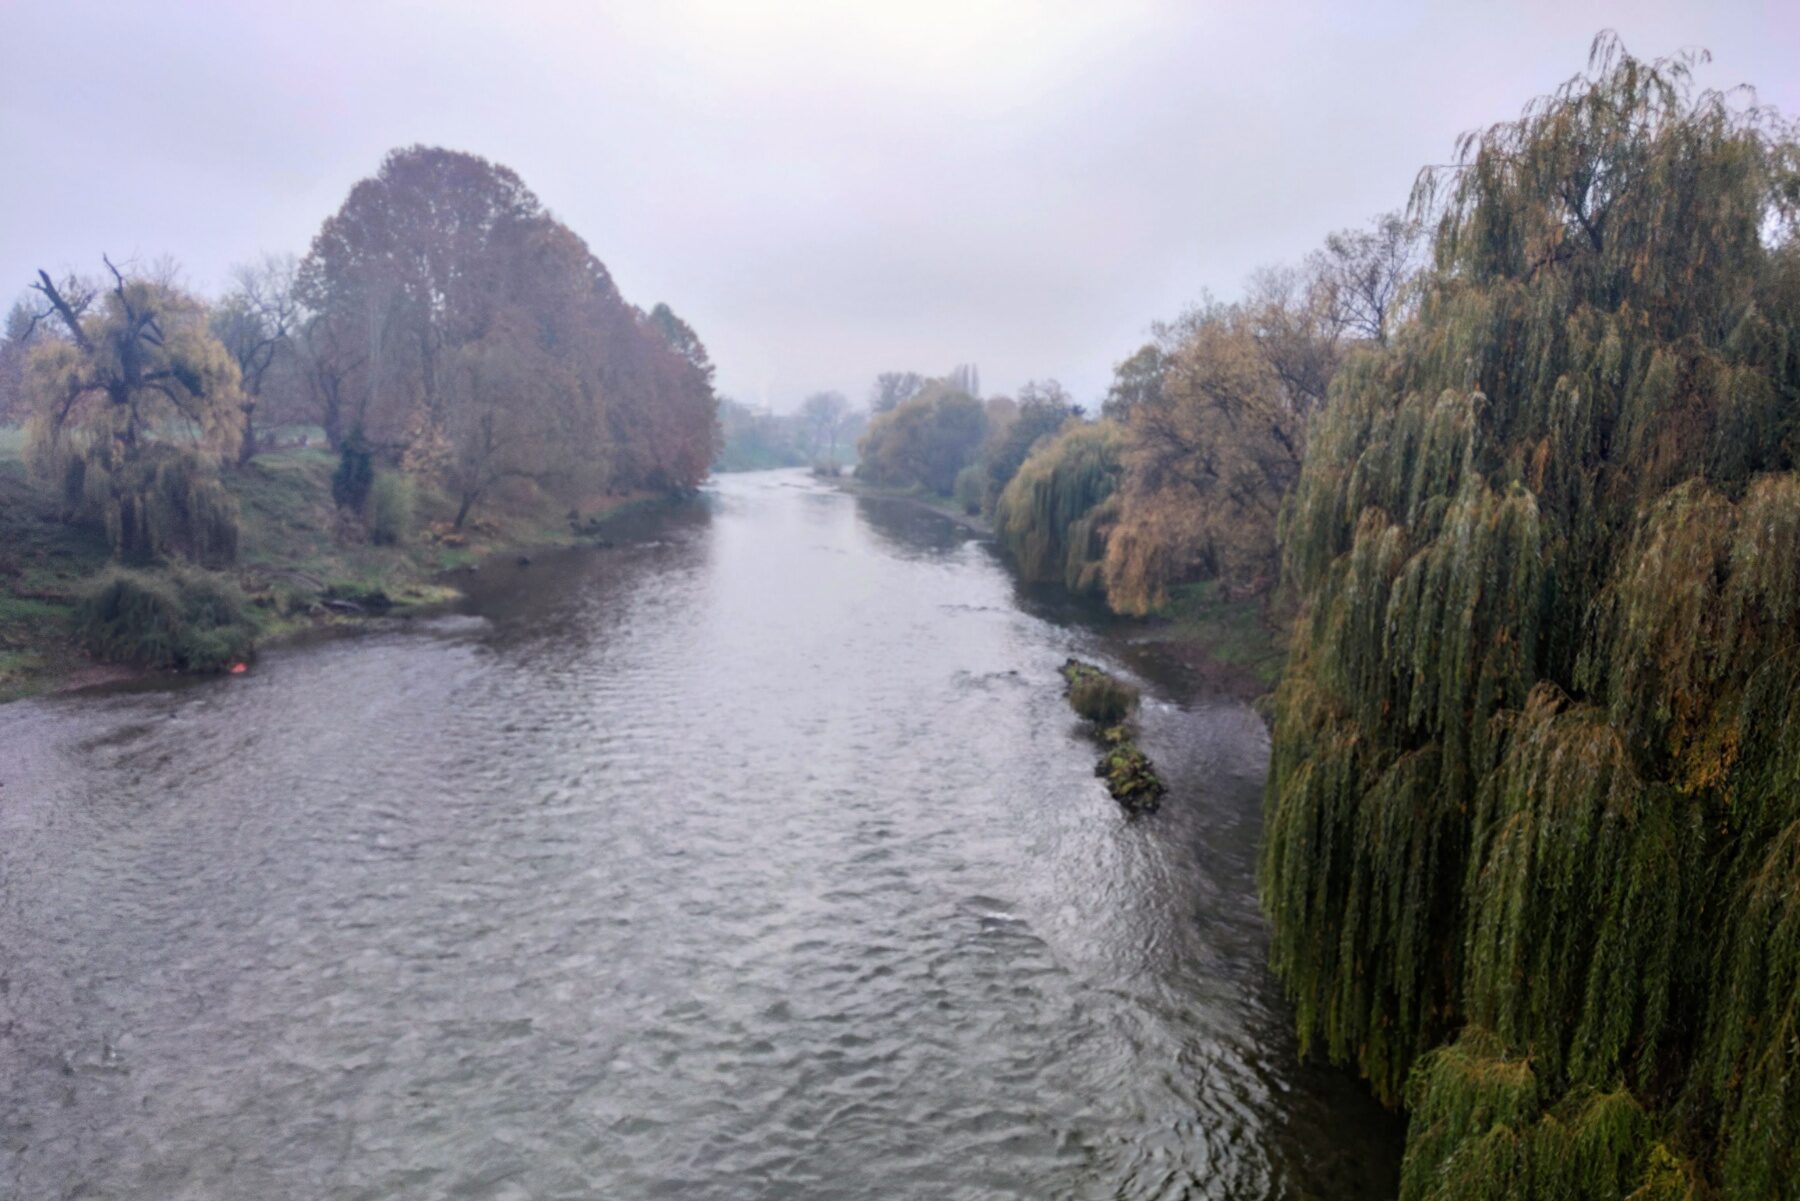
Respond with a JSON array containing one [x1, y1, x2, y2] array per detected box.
[[1138, 580, 1288, 702], [0, 439, 671, 702], [837, 475, 1285, 702], [832, 474, 993, 535]]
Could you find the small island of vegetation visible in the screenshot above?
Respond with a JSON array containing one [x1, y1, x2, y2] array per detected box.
[[1059, 658, 1165, 814]]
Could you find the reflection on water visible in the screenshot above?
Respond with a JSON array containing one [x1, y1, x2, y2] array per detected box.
[[0, 469, 1399, 1200]]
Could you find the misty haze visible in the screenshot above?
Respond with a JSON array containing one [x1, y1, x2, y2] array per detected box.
[[2, 4, 1799, 1200]]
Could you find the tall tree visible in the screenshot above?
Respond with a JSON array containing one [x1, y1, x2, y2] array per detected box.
[[298, 146, 719, 520], [23, 259, 243, 562], [297, 145, 546, 454], [1101, 343, 1166, 421], [870, 370, 927, 413], [612, 299, 720, 493], [1242, 265, 1344, 415], [647, 303, 715, 382], [1263, 38, 1800, 1200], [856, 381, 987, 494], [439, 309, 583, 529], [1308, 210, 1424, 344], [994, 419, 1125, 595], [947, 362, 981, 399], [798, 390, 850, 462], [1102, 302, 1318, 610], [981, 379, 1076, 511], [212, 254, 301, 464]]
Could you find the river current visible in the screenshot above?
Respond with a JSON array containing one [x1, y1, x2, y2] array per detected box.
[[1, 469, 1398, 1200]]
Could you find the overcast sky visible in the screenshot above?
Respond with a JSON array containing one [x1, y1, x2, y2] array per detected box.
[[3, 2, 1795, 410]]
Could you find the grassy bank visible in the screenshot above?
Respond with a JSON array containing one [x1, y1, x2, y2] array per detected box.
[[0, 430, 114, 698], [0, 438, 660, 702], [833, 475, 994, 535], [1150, 581, 1287, 695]]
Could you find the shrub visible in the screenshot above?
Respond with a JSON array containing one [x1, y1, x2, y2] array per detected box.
[[332, 435, 374, 513], [74, 566, 257, 672], [367, 470, 415, 545], [1060, 658, 1140, 724], [1069, 673, 1138, 724], [952, 464, 985, 514]]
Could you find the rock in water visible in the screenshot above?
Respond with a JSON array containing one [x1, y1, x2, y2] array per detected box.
[[1057, 659, 1166, 814]]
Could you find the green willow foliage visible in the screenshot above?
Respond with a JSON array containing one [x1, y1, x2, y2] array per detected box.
[[993, 420, 1123, 595], [75, 566, 256, 672], [1399, 1030, 1694, 1201], [1262, 37, 1800, 1199], [26, 273, 245, 565], [63, 444, 240, 567]]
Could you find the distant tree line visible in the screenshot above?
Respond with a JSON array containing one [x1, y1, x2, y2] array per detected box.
[[839, 213, 1421, 615], [904, 209, 1425, 615], [854, 367, 1086, 520], [715, 391, 865, 472]]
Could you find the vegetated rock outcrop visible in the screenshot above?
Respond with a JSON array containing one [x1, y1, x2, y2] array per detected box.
[[1060, 658, 1165, 813]]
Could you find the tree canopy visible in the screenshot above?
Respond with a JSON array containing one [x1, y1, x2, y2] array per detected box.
[[994, 419, 1124, 595], [22, 261, 244, 563], [1262, 35, 1800, 1200], [855, 380, 987, 495], [295, 145, 717, 523]]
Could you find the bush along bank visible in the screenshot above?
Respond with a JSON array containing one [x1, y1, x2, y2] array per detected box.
[[1060, 658, 1166, 814], [74, 567, 258, 673]]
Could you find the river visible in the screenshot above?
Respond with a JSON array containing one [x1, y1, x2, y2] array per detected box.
[[0, 469, 1399, 1200]]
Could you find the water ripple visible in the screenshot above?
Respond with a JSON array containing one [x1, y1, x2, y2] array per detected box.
[[0, 470, 1399, 1200]]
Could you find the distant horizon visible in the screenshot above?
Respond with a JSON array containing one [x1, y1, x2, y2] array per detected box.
[[5, 1, 1795, 412]]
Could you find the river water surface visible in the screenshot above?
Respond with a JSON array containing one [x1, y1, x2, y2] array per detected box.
[[1, 469, 1398, 1200]]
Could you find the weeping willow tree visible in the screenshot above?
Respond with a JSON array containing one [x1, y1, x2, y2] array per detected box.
[[1262, 36, 1800, 1200], [993, 419, 1123, 595], [24, 262, 244, 565]]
